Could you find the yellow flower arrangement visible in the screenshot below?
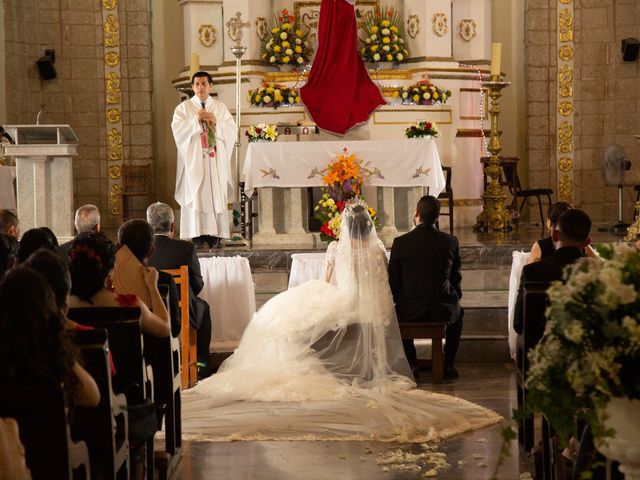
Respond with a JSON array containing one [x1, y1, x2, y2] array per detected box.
[[261, 9, 313, 67], [248, 82, 302, 109], [359, 6, 409, 65]]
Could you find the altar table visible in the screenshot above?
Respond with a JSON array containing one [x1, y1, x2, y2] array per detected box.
[[198, 256, 256, 350], [244, 138, 445, 195]]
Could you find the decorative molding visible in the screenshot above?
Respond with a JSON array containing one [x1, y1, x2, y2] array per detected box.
[[557, 0, 574, 202], [255, 17, 268, 41], [431, 13, 446, 37], [198, 24, 217, 47], [102, 0, 123, 218], [458, 19, 477, 42], [407, 15, 420, 39]]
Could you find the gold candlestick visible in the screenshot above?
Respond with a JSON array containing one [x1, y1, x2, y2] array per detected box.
[[474, 76, 513, 232]]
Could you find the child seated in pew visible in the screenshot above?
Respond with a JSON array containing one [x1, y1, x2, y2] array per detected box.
[[0, 267, 100, 408], [67, 233, 170, 338]]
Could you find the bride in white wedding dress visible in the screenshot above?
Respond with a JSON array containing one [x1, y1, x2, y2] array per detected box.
[[181, 200, 501, 442]]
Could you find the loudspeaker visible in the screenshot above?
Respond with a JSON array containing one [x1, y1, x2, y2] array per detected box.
[[36, 49, 57, 80], [621, 38, 640, 62]]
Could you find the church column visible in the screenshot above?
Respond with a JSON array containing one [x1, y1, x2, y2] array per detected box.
[[257, 187, 276, 235], [380, 187, 398, 246], [406, 187, 421, 229], [403, 0, 452, 60], [283, 187, 314, 245], [180, 0, 224, 69]]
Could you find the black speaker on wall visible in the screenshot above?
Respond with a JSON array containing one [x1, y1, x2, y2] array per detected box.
[[621, 38, 640, 62], [36, 49, 57, 80]]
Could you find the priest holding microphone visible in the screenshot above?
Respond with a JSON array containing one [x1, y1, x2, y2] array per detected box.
[[171, 71, 236, 248]]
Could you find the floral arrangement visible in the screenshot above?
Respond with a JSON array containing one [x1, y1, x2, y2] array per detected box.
[[400, 80, 451, 105], [248, 82, 302, 109], [359, 7, 409, 65], [405, 121, 440, 139], [245, 123, 278, 143], [314, 149, 378, 241], [261, 9, 313, 67], [523, 244, 640, 443]]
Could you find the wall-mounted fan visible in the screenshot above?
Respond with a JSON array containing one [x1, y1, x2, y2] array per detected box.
[[599, 144, 632, 233]]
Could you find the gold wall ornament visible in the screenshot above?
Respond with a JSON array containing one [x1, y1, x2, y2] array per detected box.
[[458, 19, 477, 42], [558, 157, 573, 172], [559, 176, 573, 200], [558, 45, 574, 61], [106, 92, 121, 104], [255, 17, 268, 41], [559, 8, 574, 42], [107, 128, 122, 154], [559, 0, 572, 4], [102, 0, 117, 9], [431, 13, 446, 37], [104, 14, 120, 47], [198, 24, 217, 47], [406, 15, 420, 39], [558, 121, 574, 153], [558, 101, 573, 116], [109, 206, 121, 216], [108, 184, 122, 202], [106, 71, 121, 93], [108, 165, 122, 179], [106, 108, 121, 124], [104, 52, 120, 66]]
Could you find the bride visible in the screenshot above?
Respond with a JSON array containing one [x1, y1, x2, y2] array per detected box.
[[182, 200, 501, 442]]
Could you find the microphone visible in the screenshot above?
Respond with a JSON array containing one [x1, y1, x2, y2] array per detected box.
[[200, 100, 208, 132]]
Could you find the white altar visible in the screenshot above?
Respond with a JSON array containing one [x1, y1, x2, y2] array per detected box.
[[245, 138, 445, 246], [1, 125, 77, 241]]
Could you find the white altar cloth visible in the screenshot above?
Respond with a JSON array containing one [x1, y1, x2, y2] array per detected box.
[[244, 138, 445, 195], [0, 166, 16, 211], [198, 256, 256, 350], [507, 251, 530, 360]]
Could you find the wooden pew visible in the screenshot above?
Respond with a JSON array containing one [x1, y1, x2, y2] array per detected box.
[[398, 322, 446, 383], [0, 384, 91, 480], [67, 307, 155, 480], [71, 328, 130, 480], [162, 266, 198, 389], [516, 281, 551, 453]]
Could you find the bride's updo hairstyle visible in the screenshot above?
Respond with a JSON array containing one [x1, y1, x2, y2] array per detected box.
[[345, 203, 373, 241], [68, 233, 116, 303]]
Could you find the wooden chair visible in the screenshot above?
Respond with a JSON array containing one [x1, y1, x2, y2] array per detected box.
[[71, 328, 130, 480], [398, 322, 446, 384], [162, 266, 198, 389], [121, 163, 152, 220], [0, 384, 91, 480], [516, 281, 550, 453], [437, 166, 454, 234]]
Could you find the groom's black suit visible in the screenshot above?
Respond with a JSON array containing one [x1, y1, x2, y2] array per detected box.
[[388, 223, 463, 370]]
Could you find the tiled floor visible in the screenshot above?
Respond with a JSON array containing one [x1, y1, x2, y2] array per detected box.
[[172, 363, 532, 480]]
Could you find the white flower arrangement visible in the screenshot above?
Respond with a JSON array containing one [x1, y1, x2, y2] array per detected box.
[[524, 243, 640, 443], [245, 123, 278, 143]]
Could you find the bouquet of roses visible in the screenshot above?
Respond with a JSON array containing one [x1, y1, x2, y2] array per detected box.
[[248, 82, 302, 109], [314, 149, 378, 241], [405, 121, 440, 139], [359, 6, 409, 64], [245, 123, 278, 143], [261, 9, 313, 67], [401, 80, 451, 105]]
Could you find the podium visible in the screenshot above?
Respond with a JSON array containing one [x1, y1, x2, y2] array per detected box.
[[1, 125, 77, 241]]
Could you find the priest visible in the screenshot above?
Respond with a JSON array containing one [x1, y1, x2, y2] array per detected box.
[[171, 71, 236, 247]]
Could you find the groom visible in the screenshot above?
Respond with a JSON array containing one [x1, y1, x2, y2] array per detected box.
[[388, 195, 464, 380]]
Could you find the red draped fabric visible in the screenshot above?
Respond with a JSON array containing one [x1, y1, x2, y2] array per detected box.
[[300, 0, 385, 135]]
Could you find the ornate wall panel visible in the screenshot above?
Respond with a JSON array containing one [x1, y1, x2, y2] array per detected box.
[[102, 0, 123, 219], [557, 0, 574, 202]]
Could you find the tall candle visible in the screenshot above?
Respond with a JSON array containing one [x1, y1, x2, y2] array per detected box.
[[189, 52, 200, 79], [491, 42, 502, 77]]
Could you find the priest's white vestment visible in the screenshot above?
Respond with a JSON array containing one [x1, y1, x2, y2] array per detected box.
[[172, 95, 237, 239]]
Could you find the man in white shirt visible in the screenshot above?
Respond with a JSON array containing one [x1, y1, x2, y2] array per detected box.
[[171, 71, 236, 248]]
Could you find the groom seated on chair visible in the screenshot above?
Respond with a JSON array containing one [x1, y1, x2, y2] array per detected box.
[[389, 195, 464, 381]]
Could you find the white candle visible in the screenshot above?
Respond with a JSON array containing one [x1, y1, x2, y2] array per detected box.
[[491, 42, 502, 77], [189, 52, 200, 79]]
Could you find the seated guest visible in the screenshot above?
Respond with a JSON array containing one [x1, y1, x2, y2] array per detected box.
[[514, 208, 592, 334], [0, 210, 19, 239], [0, 233, 18, 278], [16, 227, 58, 264], [527, 201, 597, 264], [68, 233, 170, 338], [116, 219, 180, 336], [0, 267, 100, 407], [389, 195, 463, 380], [59, 204, 101, 261], [146, 202, 213, 372]]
